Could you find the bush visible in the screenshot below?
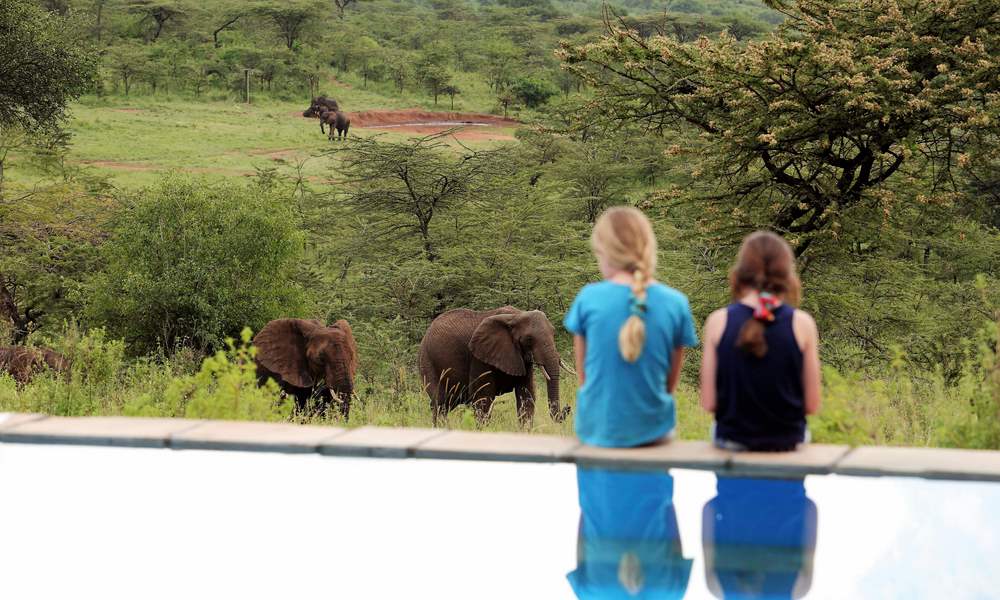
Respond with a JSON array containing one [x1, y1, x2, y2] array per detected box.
[[125, 328, 291, 421], [88, 176, 307, 354], [510, 77, 558, 108]]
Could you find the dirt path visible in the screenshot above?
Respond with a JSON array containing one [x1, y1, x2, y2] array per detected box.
[[295, 108, 519, 141]]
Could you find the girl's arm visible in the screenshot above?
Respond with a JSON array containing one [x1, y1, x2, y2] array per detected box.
[[668, 348, 685, 394], [699, 309, 726, 413], [573, 335, 586, 386], [795, 311, 822, 415]]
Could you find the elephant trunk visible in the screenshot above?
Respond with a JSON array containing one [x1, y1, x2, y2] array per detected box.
[[539, 343, 569, 423]]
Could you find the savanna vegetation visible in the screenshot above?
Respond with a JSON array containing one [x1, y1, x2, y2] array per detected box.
[[2, 0, 1000, 448]]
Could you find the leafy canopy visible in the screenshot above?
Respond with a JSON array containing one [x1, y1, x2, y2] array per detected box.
[[0, 0, 96, 131], [88, 176, 306, 353], [559, 0, 1000, 252]]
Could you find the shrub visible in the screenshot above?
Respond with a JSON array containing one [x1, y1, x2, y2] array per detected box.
[[88, 175, 307, 354], [125, 328, 291, 421], [510, 77, 558, 108]]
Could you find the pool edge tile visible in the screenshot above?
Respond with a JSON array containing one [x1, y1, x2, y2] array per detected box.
[[318, 426, 446, 458], [571, 440, 732, 471], [834, 446, 1000, 482], [412, 431, 581, 463], [170, 421, 347, 454], [0, 416, 204, 449], [0, 413, 47, 432], [727, 444, 852, 478]]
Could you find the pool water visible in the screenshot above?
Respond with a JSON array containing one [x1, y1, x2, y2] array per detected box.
[[0, 443, 996, 599]]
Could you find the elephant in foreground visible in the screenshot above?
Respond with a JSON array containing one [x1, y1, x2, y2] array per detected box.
[[253, 318, 358, 419], [419, 306, 571, 426], [319, 108, 350, 140], [0, 346, 70, 385]]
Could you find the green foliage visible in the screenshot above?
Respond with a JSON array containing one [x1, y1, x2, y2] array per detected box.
[[125, 327, 291, 420], [0, 326, 173, 416], [560, 0, 1000, 248], [0, 183, 109, 343], [0, 0, 97, 131], [510, 77, 557, 108], [88, 175, 306, 353]]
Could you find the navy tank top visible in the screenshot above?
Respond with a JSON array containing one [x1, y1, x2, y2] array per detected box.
[[715, 303, 805, 451]]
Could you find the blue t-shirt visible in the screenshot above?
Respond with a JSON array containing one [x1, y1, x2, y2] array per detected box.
[[564, 281, 698, 447]]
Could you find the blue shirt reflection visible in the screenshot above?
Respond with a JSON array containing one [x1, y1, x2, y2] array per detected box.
[[568, 467, 692, 599]]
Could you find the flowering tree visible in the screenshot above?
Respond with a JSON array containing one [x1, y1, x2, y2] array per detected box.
[[559, 0, 1000, 253]]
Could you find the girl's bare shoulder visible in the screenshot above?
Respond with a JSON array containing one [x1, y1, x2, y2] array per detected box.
[[792, 308, 818, 331], [792, 308, 819, 347], [704, 307, 728, 344]]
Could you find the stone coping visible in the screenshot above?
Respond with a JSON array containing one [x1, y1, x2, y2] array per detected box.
[[0, 413, 998, 482]]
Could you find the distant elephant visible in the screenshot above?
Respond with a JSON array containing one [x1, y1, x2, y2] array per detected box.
[[253, 318, 358, 419], [303, 96, 340, 128], [319, 108, 350, 140], [0, 346, 70, 385], [419, 306, 571, 426]]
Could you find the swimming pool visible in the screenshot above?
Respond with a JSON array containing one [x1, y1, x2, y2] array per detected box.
[[0, 442, 995, 599]]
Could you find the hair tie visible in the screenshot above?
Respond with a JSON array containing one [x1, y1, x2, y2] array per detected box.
[[629, 295, 647, 318], [754, 292, 778, 322]]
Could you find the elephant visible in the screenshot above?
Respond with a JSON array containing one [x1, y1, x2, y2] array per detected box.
[[418, 306, 571, 426], [253, 318, 358, 419], [318, 108, 350, 140], [0, 346, 70, 385], [303, 96, 340, 127]]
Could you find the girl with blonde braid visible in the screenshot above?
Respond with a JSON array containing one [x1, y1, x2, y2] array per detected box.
[[565, 207, 698, 447]]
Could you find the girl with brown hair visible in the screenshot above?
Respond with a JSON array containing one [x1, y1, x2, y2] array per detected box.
[[699, 231, 821, 451]]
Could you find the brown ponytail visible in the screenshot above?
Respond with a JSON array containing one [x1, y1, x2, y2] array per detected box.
[[729, 231, 801, 358]]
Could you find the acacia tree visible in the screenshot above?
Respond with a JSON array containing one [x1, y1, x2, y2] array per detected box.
[[332, 0, 358, 19], [127, 0, 188, 42], [559, 0, 1000, 254], [260, 1, 320, 51], [323, 133, 512, 263], [0, 0, 95, 133]]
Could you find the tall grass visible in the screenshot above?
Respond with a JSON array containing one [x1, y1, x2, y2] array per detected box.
[[2, 323, 999, 449]]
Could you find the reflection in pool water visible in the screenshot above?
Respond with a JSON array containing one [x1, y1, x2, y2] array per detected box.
[[567, 467, 692, 599], [702, 477, 818, 599], [568, 469, 820, 600]]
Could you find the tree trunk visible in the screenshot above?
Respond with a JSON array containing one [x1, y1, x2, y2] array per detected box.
[[96, 1, 103, 42]]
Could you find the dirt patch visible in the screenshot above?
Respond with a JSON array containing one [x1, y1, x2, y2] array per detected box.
[[305, 109, 520, 141], [230, 147, 303, 160], [351, 109, 517, 128]]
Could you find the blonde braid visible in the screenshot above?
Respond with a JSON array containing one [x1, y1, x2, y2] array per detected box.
[[592, 206, 658, 363], [619, 260, 650, 363]]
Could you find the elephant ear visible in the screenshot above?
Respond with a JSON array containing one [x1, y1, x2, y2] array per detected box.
[[253, 319, 320, 388], [333, 319, 359, 376], [469, 313, 525, 376]]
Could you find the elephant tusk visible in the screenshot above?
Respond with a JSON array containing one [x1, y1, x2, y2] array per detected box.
[[539, 365, 552, 381], [559, 359, 577, 377]]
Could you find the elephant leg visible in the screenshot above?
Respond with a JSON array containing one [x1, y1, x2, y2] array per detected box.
[[293, 388, 311, 413], [337, 392, 351, 422], [515, 374, 536, 427], [469, 370, 496, 425], [428, 367, 452, 427]]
